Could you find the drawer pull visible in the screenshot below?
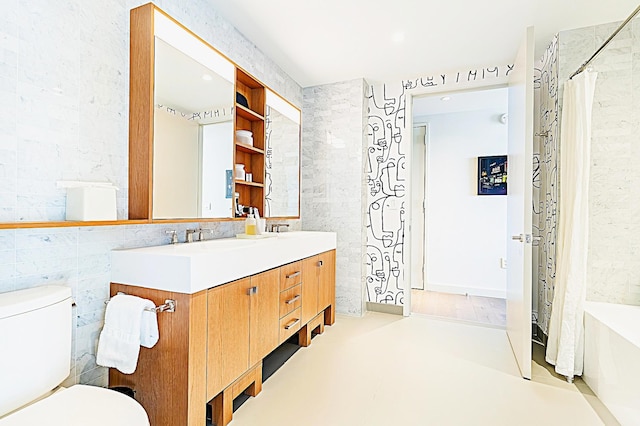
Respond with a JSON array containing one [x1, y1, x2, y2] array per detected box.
[[286, 294, 301, 305], [286, 271, 301, 279], [284, 318, 300, 330]]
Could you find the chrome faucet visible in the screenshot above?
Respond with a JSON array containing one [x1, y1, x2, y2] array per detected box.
[[185, 229, 197, 243], [165, 230, 178, 244], [270, 223, 290, 233], [197, 228, 213, 241]]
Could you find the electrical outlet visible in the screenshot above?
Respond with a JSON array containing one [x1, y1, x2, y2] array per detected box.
[[500, 258, 507, 269]]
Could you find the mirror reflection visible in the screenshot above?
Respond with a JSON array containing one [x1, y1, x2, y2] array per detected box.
[[152, 38, 234, 219], [264, 90, 301, 217]]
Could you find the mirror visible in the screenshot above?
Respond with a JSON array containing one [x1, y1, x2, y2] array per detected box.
[[151, 12, 235, 219], [128, 4, 301, 221], [264, 90, 301, 217]]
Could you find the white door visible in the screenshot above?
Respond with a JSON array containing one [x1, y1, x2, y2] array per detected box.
[[506, 26, 534, 380], [411, 125, 427, 290]]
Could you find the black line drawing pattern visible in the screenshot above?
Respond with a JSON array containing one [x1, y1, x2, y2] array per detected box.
[[264, 106, 273, 216], [365, 65, 514, 305], [533, 36, 559, 335], [155, 104, 233, 123]]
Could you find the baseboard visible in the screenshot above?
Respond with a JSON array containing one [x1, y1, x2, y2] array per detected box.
[[366, 302, 403, 315], [425, 283, 506, 299]]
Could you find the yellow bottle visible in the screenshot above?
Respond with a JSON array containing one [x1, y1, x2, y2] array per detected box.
[[245, 209, 257, 236]]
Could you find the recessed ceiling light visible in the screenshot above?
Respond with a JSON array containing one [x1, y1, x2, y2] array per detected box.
[[392, 31, 405, 43], [202, 74, 213, 81], [440, 96, 451, 101]]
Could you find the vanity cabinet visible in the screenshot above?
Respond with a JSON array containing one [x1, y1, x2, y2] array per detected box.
[[302, 250, 336, 325], [109, 248, 335, 426], [278, 261, 303, 343], [206, 269, 279, 398]]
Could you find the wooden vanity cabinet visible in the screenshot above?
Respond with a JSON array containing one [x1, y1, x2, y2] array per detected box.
[[302, 250, 336, 326], [206, 269, 279, 400], [278, 261, 303, 343], [108, 285, 209, 426], [318, 250, 336, 325], [109, 250, 335, 426], [248, 268, 280, 365]]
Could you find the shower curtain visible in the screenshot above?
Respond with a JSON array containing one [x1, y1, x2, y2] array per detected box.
[[545, 70, 598, 379]]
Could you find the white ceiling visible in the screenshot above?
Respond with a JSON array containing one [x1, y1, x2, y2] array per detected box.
[[208, 0, 639, 87], [413, 87, 508, 118]]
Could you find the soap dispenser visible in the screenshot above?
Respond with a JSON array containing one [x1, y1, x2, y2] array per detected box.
[[245, 208, 257, 236]]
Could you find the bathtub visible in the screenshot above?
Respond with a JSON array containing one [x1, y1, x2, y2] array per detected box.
[[583, 301, 640, 425]]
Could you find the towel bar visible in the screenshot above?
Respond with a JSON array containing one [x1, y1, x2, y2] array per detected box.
[[105, 293, 177, 313]]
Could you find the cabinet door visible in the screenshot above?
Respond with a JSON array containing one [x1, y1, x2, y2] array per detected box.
[[206, 286, 224, 399], [221, 278, 252, 388], [317, 250, 336, 320], [249, 268, 280, 366], [301, 256, 319, 325]]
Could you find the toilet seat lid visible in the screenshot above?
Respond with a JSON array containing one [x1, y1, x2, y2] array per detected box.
[[0, 385, 149, 426]]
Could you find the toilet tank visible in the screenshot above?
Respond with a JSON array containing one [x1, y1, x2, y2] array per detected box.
[[0, 286, 72, 418]]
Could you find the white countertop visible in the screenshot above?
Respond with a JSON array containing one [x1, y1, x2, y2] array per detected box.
[[111, 231, 337, 294]]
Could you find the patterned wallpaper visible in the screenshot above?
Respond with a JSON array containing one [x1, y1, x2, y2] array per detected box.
[[365, 65, 514, 305], [533, 35, 559, 335]]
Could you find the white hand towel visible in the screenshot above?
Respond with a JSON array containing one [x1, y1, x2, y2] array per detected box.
[[96, 294, 159, 374], [140, 309, 159, 348]]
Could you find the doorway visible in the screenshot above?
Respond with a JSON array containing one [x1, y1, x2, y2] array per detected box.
[[409, 87, 509, 327]]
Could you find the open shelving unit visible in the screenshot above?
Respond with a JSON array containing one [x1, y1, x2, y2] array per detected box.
[[234, 68, 266, 217]]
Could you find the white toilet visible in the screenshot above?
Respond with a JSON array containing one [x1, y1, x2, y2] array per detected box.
[[0, 285, 149, 425]]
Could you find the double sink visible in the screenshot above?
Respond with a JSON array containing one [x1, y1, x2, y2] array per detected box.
[[111, 231, 337, 294]]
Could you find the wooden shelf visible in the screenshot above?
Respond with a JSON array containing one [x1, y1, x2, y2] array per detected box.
[[235, 142, 264, 155], [236, 104, 264, 121], [235, 180, 264, 188], [0, 219, 150, 230]]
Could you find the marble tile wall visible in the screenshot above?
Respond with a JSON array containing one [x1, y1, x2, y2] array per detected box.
[[0, 0, 302, 387], [301, 79, 368, 316], [558, 19, 640, 305]]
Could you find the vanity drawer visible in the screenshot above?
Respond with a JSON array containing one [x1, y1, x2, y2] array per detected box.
[[279, 308, 302, 343], [280, 261, 302, 291], [279, 284, 302, 318]]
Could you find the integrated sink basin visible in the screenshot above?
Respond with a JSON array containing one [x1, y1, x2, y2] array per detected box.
[[111, 231, 337, 294]]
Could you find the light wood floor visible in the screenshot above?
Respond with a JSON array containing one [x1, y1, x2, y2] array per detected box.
[[411, 289, 506, 327]]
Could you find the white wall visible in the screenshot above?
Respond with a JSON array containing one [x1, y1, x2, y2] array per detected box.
[[153, 110, 200, 218], [422, 108, 508, 298], [201, 121, 234, 218]]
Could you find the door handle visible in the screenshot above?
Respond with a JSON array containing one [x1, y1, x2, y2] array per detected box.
[[247, 286, 258, 295], [317, 260, 324, 267], [512, 234, 532, 243]]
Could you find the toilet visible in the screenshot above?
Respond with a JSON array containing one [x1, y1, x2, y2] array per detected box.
[[0, 285, 149, 425]]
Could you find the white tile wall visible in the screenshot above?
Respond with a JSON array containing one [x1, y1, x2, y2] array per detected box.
[[301, 79, 368, 316], [558, 20, 640, 305], [0, 0, 301, 387]]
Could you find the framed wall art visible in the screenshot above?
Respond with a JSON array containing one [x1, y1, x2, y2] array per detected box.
[[477, 155, 507, 195]]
